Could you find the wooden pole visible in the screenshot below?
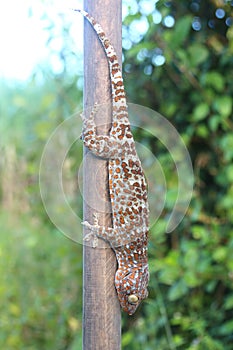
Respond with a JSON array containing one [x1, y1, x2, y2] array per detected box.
[[82, 1, 122, 350]]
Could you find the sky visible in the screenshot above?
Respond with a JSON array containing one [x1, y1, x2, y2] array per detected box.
[[0, 0, 83, 81], [0, 0, 164, 81], [0, 0, 169, 81], [0, 1, 231, 81]]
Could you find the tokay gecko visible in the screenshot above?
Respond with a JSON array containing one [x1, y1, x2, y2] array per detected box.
[[75, 9, 149, 315]]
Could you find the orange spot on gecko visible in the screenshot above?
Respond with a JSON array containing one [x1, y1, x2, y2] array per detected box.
[[109, 55, 117, 63], [120, 217, 125, 224], [114, 96, 124, 102]]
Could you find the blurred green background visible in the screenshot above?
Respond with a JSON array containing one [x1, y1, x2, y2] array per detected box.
[[1, 0, 233, 349]]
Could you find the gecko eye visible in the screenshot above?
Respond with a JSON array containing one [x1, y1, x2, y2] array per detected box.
[[128, 294, 139, 304]]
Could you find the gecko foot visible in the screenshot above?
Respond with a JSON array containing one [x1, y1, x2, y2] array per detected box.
[[82, 220, 99, 248], [80, 103, 99, 121], [80, 103, 99, 140]]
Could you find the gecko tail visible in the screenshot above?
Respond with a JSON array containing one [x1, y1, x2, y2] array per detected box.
[[72, 8, 88, 16], [72, 8, 118, 65], [73, 8, 128, 111]]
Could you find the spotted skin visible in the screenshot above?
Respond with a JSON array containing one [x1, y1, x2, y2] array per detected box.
[[75, 9, 149, 315]]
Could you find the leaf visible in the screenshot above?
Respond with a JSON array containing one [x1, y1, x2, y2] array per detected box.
[[226, 25, 233, 42], [176, 48, 189, 65], [213, 247, 227, 262], [192, 225, 208, 240], [196, 124, 209, 138], [219, 320, 233, 335], [192, 103, 210, 121], [168, 280, 188, 301], [225, 164, 233, 182], [213, 96, 232, 118], [220, 134, 233, 161], [172, 15, 193, 47], [224, 294, 233, 310], [202, 71, 225, 92], [183, 247, 199, 268], [122, 332, 134, 346], [183, 271, 200, 288], [208, 115, 221, 131], [188, 44, 209, 66]]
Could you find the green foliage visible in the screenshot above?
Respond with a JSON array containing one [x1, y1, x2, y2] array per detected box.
[[1, 0, 233, 349], [0, 61, 83, 348], [0, 212, 82, 349], [122, 0, 233, 349]]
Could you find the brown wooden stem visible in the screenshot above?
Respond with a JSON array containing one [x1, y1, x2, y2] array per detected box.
[[82, 1, 122, 349]]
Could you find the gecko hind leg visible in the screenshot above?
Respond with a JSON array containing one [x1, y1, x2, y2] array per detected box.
[[82, 213, 115, 248], [82, 213, 100, 248]]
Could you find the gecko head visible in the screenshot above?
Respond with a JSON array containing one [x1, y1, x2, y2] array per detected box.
[[115, 264, 149, 315]]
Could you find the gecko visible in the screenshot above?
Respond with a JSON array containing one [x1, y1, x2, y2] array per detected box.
[[75, 9, 149, 315]]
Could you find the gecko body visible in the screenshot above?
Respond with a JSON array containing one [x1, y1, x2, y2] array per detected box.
[[75, 9, 149, 315]]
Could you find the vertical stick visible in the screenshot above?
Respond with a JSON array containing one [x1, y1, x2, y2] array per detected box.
[[82, 1, 122, 350]]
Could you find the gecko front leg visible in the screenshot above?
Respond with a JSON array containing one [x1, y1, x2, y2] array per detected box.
[[82, 218, 146, 248], [81, 104, 124, 159]]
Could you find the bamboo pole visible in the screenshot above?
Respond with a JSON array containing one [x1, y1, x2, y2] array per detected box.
[[82, 1, 122, 349]]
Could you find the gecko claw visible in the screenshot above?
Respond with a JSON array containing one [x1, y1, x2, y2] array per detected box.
[[93, 212, 100, 226], [81, 221, 92, 228], [83, 231, 99, 248]]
